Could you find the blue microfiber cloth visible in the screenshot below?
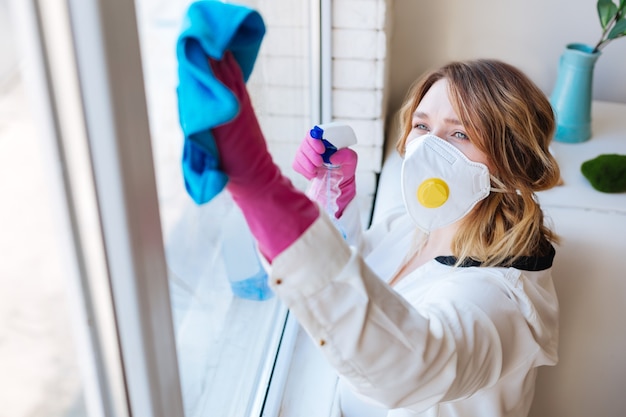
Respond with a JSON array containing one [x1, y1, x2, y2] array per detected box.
[[176, 1, 265, 204]]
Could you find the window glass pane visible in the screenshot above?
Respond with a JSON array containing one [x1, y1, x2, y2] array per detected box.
[[134, 0, 312, 415], [0, 2, 87, 416]]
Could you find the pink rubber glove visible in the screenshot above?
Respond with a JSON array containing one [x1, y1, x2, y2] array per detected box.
[[292, 132, 358, 218], [210, 52, 319, 261]]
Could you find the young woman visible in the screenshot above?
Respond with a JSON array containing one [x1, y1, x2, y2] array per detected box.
[[210, 54, 561, 417]]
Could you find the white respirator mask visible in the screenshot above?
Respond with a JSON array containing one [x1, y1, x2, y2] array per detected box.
[[401, 134, 491, 233]]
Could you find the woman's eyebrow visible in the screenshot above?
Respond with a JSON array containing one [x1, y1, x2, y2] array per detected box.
[[445, 117, 463, 126], [413, 111, 463, 127]]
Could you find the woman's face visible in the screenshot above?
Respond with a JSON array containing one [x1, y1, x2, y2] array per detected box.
[[407, 78, 491, 169]]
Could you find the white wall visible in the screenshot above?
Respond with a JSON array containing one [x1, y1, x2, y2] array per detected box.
[[386, 0, 626, 121], [0, 0, 18, 88]]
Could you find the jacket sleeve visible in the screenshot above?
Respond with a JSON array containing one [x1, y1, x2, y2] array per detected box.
[[267, 213, 547, 412]]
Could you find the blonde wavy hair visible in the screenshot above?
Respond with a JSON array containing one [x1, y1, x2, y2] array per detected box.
[[396, 59, 561, 267]]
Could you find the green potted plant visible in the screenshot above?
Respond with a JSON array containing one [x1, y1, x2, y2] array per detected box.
[[550, 0, 626, 143], [593, 0, 626, 52]]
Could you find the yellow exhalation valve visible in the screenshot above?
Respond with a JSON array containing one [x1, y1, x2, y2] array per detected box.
[[417, 178, 449, 208]]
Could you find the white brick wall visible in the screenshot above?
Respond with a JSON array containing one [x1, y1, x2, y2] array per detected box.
[[244, 0, 393, 223], [333, 29, 387, 60], [330, 0, 392, 221], [333, 0, 387, 30]]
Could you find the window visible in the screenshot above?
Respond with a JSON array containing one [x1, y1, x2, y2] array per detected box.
[[3, 0, 319, 416], [136, 0, 317, 415], [0, 1, 88, 415]]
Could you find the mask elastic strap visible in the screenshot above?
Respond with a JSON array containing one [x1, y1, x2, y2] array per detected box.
[[489, 187, 519, 194], [489, 175, 521, 195]]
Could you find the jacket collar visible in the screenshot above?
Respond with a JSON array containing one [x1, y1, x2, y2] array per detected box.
[[434, 244, 556, 271]]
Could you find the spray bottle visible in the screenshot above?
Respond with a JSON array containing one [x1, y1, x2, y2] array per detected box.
[[306, 122, 357, 239]]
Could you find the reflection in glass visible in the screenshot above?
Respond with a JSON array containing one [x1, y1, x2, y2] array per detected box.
[[135, 0, 312, 415]]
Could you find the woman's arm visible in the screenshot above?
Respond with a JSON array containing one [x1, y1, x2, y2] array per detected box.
[[267, 214, 553, 412]]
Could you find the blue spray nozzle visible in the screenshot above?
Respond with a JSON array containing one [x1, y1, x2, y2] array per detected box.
[[310, 125, 338, 164], [310, 125, 324, 139]]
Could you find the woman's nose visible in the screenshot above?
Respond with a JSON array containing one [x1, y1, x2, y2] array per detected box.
[[429, 127, 445, 138]]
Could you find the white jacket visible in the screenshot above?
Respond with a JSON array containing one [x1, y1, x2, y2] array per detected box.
[[267, 206, 559, 417]]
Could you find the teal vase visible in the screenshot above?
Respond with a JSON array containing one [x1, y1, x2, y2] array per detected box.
[[550, 43, 601, 143]]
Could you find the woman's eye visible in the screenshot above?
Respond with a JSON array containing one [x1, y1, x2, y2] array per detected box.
[[452, 131, 469, 140], [412, 123, 428, 131]]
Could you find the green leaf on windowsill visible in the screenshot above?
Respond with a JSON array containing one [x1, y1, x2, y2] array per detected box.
[[581, 153, 626, 193]]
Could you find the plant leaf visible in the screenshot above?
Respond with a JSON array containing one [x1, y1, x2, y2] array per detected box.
[[598, 0, 618, 29], [608, 15, 626, 37]]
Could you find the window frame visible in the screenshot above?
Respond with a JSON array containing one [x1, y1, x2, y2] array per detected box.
[[14, 0, 183, 415], [12, 0, 330, 416]]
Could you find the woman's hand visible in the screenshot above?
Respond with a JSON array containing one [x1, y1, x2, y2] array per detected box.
[[293, 132, 358, 218]]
